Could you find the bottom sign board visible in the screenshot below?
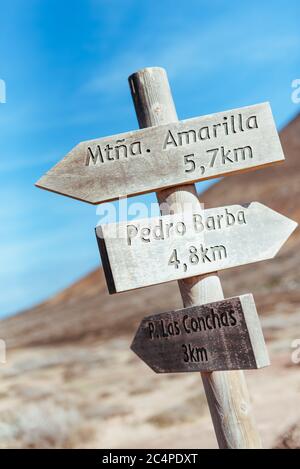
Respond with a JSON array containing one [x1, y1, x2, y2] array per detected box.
[[131, 294, 270, 373]]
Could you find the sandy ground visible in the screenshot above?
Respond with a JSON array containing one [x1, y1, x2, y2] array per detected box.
[[0, 309, 299, 449]]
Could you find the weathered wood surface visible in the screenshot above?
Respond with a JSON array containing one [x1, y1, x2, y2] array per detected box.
[[96, 201, 297, 293], [36, 102, 284, 204], [131, 294, 270, 373], [129, 66, 263, 449]]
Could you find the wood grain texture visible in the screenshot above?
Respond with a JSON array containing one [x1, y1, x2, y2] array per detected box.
[[131, 294, 270, 373], [96, 202, 297, 293], [36, 102, 284, 204], [128, 66, 262, 449]]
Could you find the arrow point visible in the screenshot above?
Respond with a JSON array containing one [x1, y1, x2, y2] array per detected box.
[[35, 176, 46, 189], [270, 216, 298, 258], [131, 331, 162, 373]]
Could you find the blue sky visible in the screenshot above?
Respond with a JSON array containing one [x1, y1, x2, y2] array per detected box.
[[0, 0, 299, 317]]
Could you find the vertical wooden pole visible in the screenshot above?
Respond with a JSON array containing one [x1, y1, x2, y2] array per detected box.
[[129, 67, 262, 449]]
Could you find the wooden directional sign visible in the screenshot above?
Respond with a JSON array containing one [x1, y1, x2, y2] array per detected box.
[[36, 103, 284, 204], [131, 294, 270, 373], [96, 202, 297, 293]]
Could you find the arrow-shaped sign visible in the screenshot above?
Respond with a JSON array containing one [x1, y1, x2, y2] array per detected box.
[[131, 294, 270, 373], [96, 202, 297, 293], [36, 103, 284, 204]]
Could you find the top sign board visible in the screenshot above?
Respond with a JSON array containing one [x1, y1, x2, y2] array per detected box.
[[36, 103, 284, 204]]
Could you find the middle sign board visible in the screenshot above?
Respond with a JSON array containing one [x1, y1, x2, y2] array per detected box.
[[96, 202, 297, 293]]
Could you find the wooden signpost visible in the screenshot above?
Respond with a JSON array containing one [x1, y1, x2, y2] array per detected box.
[[36, 66, 298, 449], [96, 202, 297, 293], [36, 103, 284, 204], [131, 294, 270, 373]]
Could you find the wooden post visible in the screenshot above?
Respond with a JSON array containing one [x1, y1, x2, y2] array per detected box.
[[129, 66, 262, 449]]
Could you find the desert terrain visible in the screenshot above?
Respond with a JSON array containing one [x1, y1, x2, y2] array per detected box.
[[0, 113, 300, 449]]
